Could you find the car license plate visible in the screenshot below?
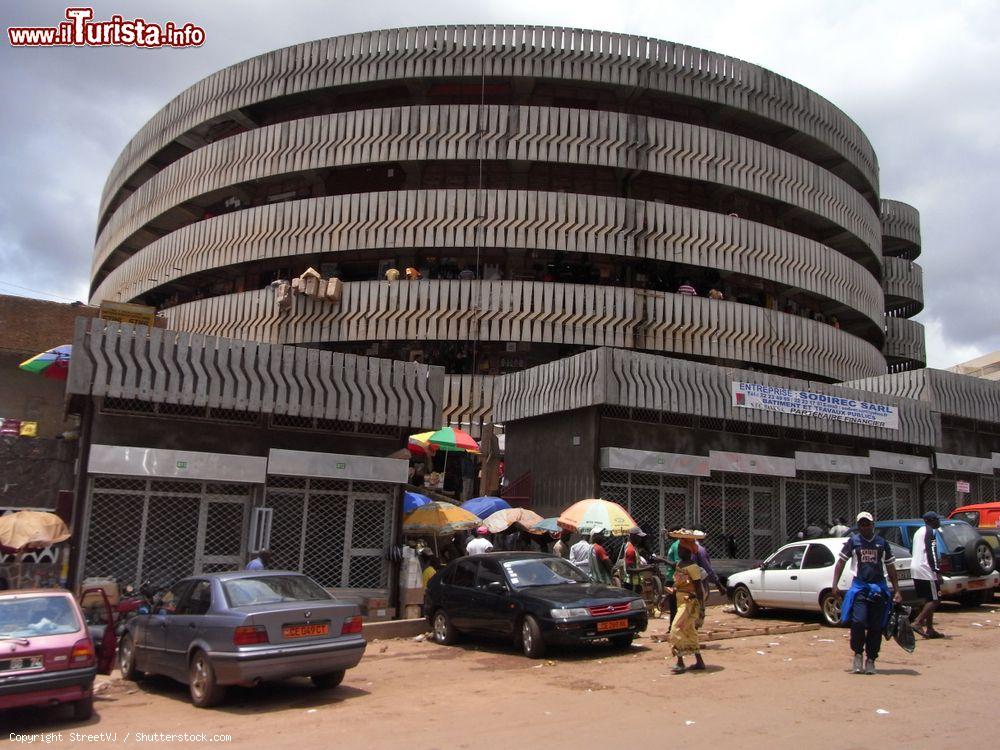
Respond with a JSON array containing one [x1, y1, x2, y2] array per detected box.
[[596, 618, 629, 633], [897, 570, 911, 581], [968, 579, 986, 589], [1, 656, 43, 672], [282, 622, 329, 638]]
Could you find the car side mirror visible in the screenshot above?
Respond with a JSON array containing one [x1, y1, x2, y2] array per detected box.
[[485, 581, 507, 594]]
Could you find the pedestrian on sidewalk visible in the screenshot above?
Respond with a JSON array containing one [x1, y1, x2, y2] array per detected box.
[[466, 526, 494, 555], [552, 531, 569, 559], [911, 511, 945, 638], [666, 534, 706, 673], [569, 532, 592, 575], [623, 529, 647, 591], [831, 511, 903, 674], [588, 529, 614, 584], [829, 517, 850, 537], [246, 549, 272, 570]]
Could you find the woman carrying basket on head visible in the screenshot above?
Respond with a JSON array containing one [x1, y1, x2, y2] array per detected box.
[[666, 529, 707, 674]]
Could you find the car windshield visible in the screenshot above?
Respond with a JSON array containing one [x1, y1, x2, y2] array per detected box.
[[940, 522, 982, 550], [0, 595, 80, 638], [502, 558, 591, 588], [223, 575, 333, 607]]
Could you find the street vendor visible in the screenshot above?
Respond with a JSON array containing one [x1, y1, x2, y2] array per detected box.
[[666, 529, 708, 673]]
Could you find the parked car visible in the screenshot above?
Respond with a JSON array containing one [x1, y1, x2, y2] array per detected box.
[[727, 537, 916, 627], [424, 552, 648, 658], [874, 519, 999, 605], [949, 502, 1000, 529], [0, 588, 115, 720], [118, 571, 366, 708]]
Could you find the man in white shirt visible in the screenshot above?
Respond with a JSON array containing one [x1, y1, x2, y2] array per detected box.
[[569, 534, 592, 574], [466, 526, 494, 555], [911, 511, 944, 638], [829, 517, 850, 537]]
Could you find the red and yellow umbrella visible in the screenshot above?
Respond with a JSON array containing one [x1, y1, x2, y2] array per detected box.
[[407, 431, 439, 457]]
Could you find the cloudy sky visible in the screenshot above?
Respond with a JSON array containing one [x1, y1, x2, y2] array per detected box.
[[1, 0, 996, 369]]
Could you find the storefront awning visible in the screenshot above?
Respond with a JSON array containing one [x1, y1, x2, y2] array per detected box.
[[600, 447, 710, 476], [867, 450, 931, 475], [709, 451, 796, 477], [935, 452, 996, 475], [88, 444, 267, 483], [267, 448, 408, 484], [794, 451, 871, 475]]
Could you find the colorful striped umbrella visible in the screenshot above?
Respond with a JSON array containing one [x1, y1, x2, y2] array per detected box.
[[482, 507, 545, 535], [557, 498, 637, 536], [18, 344, 72, 380], [402, 502, 481, 536], [407, 431, 439, 457], [427, 426, 479, 453]]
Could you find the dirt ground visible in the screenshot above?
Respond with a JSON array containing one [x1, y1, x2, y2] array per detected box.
[[6, 601, 1000, 749]]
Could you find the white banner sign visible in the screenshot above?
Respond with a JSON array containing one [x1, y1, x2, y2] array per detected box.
[[731, 382, 899, 430]]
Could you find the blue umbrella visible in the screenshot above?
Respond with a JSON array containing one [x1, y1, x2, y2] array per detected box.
[[461, 496, 511, 519], [531, 517, 561, 533], [403, 491, 433, 514]]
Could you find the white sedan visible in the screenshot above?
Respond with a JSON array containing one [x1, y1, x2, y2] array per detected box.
[[727, 537, 914, 626]]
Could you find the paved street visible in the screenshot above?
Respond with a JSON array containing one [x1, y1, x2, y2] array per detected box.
[[7, 602, 1000, 749]]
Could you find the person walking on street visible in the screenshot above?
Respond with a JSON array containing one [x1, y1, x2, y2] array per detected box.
[[588, 529, 614, 584], [623, 529, 647, 591], [911, 511, 945, 638], [246, 549, 272, 570], [666, 533, 707, 673], [466, 526, 494, 555], [569, 532, 592, 575], [831, 512, 903, 674]]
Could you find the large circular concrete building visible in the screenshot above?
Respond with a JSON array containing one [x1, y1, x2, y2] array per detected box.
[[91, 25, 925, 384]]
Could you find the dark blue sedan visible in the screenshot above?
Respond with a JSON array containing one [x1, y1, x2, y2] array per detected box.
[[424, 552, 647, 658], [118, 571, 366, 707]]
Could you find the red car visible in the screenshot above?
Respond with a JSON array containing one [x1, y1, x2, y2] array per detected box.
[[0, 588, 115, 720]]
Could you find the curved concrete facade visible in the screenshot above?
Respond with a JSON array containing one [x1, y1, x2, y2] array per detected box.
[[93, 25, 926, 382]]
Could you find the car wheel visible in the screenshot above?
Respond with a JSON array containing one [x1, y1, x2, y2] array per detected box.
[[311, 670, 346, 690], [966, 540, 996, 576], [72, 695, 93, 721], [432, 609, 458, 645], [609, 633, 634, 649], [188, 650, 227, 708], [118, 633, 142, 681], [520, 615, 546, 658], [732, 585, 758, 617], [820, 591, 844, 627]]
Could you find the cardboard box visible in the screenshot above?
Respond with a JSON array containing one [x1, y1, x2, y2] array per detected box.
[[401, 588, 424, 606]]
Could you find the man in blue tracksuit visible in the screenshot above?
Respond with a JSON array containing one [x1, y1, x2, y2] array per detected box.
[[831, 512, 903, 674]]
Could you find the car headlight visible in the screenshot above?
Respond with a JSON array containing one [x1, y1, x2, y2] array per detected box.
[[627, 599, 645, 611], [550, 607, 590, 620]]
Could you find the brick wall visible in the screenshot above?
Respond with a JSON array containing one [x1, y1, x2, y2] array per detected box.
[[0, 295, 98, 438]]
